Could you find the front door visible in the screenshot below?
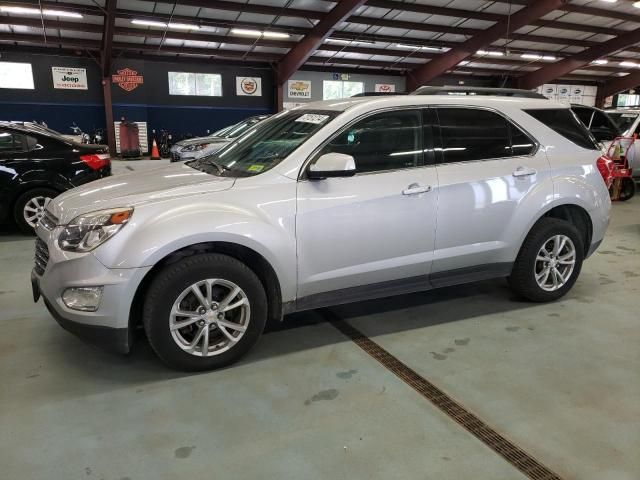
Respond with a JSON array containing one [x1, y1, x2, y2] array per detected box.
[[296, 108, 438, 302]]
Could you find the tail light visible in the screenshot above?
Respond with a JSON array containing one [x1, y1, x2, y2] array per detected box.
[[80, 153, 110, 170], [596, 155, 614, 188]]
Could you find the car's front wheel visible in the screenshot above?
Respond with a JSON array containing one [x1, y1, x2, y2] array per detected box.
[[509, 218, 584, 302], [14, 188, 57, 234], [143, 253, 268, 371]]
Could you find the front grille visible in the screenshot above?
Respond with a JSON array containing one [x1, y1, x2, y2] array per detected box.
[[39, 209, 58, 231], [34, 238, 50, 276]]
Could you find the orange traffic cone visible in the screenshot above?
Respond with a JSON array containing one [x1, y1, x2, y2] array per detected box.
[[150, 138, 161, 160]]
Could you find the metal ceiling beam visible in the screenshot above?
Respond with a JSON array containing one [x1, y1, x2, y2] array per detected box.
[[600, 72, 640, 100], [5, 0, 637, 39], [0, 16, 626, 75], [518, 26, 640, 90], [0, 32, 609, 83], [359, 0, 621, 37], [101, 0, 116, 76], [406, 0, 566, 90], [276, 0, 367, 84]]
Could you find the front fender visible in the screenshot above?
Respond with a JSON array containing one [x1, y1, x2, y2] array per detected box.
[[93, 200, 297, 302]]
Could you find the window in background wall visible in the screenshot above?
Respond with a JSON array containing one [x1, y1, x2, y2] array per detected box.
[[617, 94, 640, 107], [323, 80, 364, 100], [168, 72, 222, 96], [0, 62, 35, 90]]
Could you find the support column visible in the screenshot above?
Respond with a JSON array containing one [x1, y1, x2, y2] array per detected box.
[[102, 78, 116, 156]]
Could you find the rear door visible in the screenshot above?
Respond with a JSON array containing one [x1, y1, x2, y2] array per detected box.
[[430, 106, 552, 283]]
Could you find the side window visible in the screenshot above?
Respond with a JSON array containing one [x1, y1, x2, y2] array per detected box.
[[508, 123, 536, 156], [318, 109, 423, 174], [436, 108, 510, 162], [0, 131, 13, 152], [0, 131, 30, 153], [525, 109, 598, 150]]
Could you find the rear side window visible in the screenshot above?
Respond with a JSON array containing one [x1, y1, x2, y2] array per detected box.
[[0, 131, 29, 153], [435, 108, 534, 162], [525, 109, 598, 150]]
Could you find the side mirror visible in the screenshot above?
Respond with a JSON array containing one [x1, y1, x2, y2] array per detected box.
[[308, 153, 356, 179]]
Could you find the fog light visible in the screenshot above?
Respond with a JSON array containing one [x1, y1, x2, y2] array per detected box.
[[62, 287, 103, 312]]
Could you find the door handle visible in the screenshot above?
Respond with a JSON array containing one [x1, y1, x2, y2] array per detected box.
[[402, 183, 432, 195], [512, 166, 537, 177]]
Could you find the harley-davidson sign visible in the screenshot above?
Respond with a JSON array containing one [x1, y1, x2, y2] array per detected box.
[[112, 68, 144, 92]]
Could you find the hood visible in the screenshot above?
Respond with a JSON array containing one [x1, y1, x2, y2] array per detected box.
[[175, 135, 227, 147], [50, 162, 235, 224]]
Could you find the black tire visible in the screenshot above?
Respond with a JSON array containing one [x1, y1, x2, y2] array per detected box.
[[13, 187, 58, 235], [509, 218, 584, 302], [143, 253, 268, 371]]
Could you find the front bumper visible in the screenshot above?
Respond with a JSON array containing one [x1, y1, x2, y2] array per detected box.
[[32, 226, 151, 353]]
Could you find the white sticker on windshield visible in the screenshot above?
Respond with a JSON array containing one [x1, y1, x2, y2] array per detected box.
[[622, 113, 638, 118], [295, 114, 330, 124]]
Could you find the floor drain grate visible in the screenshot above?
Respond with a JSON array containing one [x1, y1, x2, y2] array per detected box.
[[323, 310, 563, 480]]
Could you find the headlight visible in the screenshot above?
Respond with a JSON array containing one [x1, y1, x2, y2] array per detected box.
[[58, 207, 133, 252], [182, 143, 210, 152]]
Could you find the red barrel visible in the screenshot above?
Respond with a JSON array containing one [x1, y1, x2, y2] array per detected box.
[[119, 119, 130, 155]]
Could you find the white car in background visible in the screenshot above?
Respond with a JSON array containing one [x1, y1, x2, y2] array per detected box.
[[170, 115, 270, 162]]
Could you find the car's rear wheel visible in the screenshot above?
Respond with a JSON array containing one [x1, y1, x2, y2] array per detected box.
[[143, 253, 267, 371], [13, 188, 57, 234], [509, 218, 584, 302]]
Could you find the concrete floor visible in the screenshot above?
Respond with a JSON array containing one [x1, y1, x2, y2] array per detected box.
[[0, 162, 638, 480]]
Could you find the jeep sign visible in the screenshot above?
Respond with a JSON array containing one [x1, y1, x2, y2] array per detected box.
[[52, 67, 88, 90]]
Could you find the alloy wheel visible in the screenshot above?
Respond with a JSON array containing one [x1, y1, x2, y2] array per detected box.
[[23, 196, 52, 228], [534, 235, 576, 292], [169, 279, 250, 357]]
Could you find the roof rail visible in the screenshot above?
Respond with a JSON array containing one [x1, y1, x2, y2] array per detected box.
[[411, 86, 547, 99]]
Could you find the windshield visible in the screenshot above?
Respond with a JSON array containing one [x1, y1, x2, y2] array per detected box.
[[607, 112, 639, 134], [222, 116, 268, 139], [188, 110, 339, 177]]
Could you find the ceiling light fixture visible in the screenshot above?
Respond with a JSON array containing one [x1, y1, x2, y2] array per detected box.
[[231, 28, 289, 39], [591, 59, 608, 65], [521, 53, 556, 61], [477, 50, 504, 56], [261, 31, 290, 39], [634, 1, 640, 7], [132, 19, 200, 30], [0, 6, 82, 18], [326, 38, 374, 45], [167, 23, 200, 30], [395, 43, 443, 51], [620, 61, 640, 67]]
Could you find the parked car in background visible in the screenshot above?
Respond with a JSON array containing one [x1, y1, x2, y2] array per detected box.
[[570, 104, 621, 144], [0, 122, 111, 233], [170, 115, 270, 162], [604, 108, 640, 180], [33, 95, 609, 370]]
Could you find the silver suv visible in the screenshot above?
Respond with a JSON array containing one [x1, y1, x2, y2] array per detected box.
[[32, 96, 611, 370]]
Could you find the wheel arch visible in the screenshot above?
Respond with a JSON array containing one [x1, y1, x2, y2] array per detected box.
[[129, 241, 284, 332], [524, 202, 593, 258]]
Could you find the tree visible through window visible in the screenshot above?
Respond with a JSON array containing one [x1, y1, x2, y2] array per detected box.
[[168, 72, 222, 96]]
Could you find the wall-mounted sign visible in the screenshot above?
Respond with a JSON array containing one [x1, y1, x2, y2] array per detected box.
[[288, 80, 311, 99], [375, 83, 395, 93], [236, 77, 262, 96], [52, 67, 88, 90], [112, 68, 144, 92], [332, 73, 350, 81]]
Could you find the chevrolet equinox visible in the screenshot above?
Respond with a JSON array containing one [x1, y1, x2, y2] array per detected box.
[[32, 96, 611, 370]]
